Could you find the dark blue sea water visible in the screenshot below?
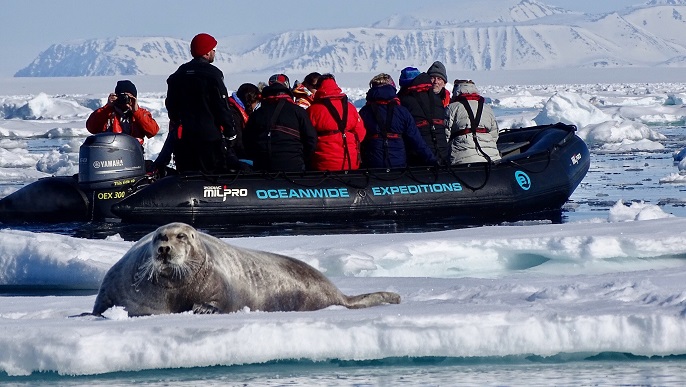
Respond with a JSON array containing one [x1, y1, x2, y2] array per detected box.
[[2, 355, 686, 386], [564, 126, 686, 222], [3, 128, 686, 385]]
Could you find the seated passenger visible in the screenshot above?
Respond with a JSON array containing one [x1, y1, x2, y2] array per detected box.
[[227, 83, 261, 164], [397, 68, 450, 165], [427, 61, 451, 108], [292, 72, 321, 109], [358, 73, 437, 168], [447, 80, 501, 164], [86, 80, 159, 146], [243, 74, 317, 172], [307, 74, 366, 171]]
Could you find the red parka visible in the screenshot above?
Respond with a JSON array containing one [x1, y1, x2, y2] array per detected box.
[[86, 105, 159, 144], [307, 78, 366, 171]]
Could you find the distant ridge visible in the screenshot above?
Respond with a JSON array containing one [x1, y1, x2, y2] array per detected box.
[[15, 37, 196, 77], [371, 0, 574, 27], [14, 1, 686, 77]]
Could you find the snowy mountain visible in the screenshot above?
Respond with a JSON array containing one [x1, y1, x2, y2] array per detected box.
[[14, 37, 198, 77], [14, 0, 686, 77], [370, 0, 574, 28]]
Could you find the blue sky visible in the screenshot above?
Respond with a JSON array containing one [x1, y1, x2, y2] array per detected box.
[[0, 0, 644, 77]]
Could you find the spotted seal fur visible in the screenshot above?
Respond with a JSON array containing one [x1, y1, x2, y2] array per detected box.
[[92, 222, 400, 316]]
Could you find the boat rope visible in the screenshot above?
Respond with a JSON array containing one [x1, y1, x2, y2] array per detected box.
[[445, 163, 491, 192], [364, 167, 412, 182], [497, 124, 566, 174], [405, 165, 440, 185], [503, 151, 552, 174]]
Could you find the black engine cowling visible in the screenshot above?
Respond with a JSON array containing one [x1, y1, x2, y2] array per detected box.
[[78, 133, 146, 189], [78, 133, 148, 221]]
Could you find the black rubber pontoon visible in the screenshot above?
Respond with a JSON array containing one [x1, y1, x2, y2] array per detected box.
[[0, 123, 590, 227]]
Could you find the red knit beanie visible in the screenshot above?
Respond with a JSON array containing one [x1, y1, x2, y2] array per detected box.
[[190, 33, 217, 57]]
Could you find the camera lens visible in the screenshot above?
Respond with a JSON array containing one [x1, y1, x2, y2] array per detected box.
[[116, 93, 129, 106]]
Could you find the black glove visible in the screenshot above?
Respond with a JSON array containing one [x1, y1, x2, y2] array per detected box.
[[144, 159, 155, 173], [224, 134, 237, 149]]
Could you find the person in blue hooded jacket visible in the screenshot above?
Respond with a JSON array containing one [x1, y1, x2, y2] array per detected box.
[[359, 73, 437, 168]]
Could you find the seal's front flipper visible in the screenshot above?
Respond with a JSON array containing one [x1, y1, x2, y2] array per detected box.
[[68, 312, 107, 320]]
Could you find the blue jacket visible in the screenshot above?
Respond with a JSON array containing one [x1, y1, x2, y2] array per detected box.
[[359, 85, 437, 168]]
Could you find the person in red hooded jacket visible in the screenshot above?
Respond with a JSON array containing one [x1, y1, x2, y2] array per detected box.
[[86, 80, 159, 146], [307, 74, 366, 171]]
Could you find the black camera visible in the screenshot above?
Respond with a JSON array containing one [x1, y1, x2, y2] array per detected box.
[[116, 93, 130, 107]]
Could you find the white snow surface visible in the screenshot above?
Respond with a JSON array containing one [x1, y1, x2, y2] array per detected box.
[[1, 214, 686, 376], [1, 76, 686, 376]]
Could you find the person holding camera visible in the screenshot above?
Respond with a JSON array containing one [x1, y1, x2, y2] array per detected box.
[[86, 80, 160, 146]]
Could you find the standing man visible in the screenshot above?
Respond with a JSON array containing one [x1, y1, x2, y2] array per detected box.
[[165, 33, 237, 174], [427, 61, 451, 108]]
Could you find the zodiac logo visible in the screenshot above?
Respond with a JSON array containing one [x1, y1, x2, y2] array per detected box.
[[571, 153, 582, 165], [515, 171, 531, 191]]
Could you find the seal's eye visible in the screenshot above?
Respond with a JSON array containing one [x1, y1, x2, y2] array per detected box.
[[177, 233, 187, 241]]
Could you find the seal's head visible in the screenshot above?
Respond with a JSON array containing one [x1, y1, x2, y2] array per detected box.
[[135, 223, 205, 286]]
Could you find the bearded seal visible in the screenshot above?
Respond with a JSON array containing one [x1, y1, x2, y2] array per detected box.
[[92, 222, 400, 316]]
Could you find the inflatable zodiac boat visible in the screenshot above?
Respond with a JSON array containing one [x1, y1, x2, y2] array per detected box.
[[0, 122, 589, 226]]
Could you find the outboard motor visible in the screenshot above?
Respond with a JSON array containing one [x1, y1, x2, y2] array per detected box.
[[78, 133, 148, 221]]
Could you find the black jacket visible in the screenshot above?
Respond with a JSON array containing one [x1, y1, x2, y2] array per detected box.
[[243, 84, 317, 172], [398, 73, 450, 164], [165, 58, 236, 173]]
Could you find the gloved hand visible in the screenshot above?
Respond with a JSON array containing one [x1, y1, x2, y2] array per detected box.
[[144, 159, 155, 173], [224, 134, 237, 149], [144, 160, 160, 178]]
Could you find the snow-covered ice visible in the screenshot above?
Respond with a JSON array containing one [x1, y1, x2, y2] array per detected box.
[[1, 76, 686, 377]]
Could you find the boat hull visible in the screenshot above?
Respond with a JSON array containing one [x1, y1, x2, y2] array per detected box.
[[0, 176, 90, 223], [0, 123, 589, 227], [112, 123, 590, 226]]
